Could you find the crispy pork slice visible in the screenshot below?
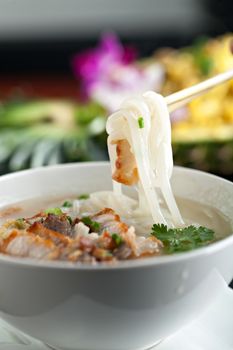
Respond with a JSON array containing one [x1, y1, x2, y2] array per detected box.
[[28, 222, 71, 247], [1, 230, 60, 260], [112, 139, 139, 185], [91, 208, 129, 234], [0, 207, 163, 263]]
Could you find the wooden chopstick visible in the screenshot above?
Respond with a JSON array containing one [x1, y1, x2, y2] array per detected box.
[[165, 69, 233, 112]]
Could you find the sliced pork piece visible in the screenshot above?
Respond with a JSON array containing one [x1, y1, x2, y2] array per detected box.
[[91, 208, 129, 234], [112, 139, 139, 185], [97, 231, 115, 250], [59, 241, 90, 262], [0, 207, 163, 263], [113, 243, 132, 260], [134, 236, 162, 257], [120, 226, 162, 257], [92, 247, 114, 261], [28, 222, 71, 247], [1, 230, 60, 260]]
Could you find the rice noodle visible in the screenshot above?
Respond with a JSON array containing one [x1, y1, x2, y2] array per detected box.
[[106, 91, 184, 227]]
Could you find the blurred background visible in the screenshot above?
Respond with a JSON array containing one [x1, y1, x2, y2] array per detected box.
[[0, 0, 232, 179]]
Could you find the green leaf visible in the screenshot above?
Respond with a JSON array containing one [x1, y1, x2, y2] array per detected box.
[[112, 233, 124, 246], [45, 207, 63, 215], [75, 101, 106, 126], [151, 224, 215, 254], [78, 194, 89, 200], [8, 138, 39, 171], [30, 139, 60, 168], [67, 216, 73, 225], [151, 223, 168, 234], [82, 216, 101, 233], [0, 101, 75, 128], [62, 201, 73, 208]]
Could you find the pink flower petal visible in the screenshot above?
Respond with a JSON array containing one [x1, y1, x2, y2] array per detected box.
[[71, 33, 138, 99]]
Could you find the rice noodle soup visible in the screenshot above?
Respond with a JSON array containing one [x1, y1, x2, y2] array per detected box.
[[0, 92, 232, 263]]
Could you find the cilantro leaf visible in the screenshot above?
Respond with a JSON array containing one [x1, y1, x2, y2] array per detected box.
[[151, 223, 168, 235], [151, 224, 215, 254]]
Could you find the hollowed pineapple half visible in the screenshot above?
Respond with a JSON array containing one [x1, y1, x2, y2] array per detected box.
[[156, 34, 233, 178]]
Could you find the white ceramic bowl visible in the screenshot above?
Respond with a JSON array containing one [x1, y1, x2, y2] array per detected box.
[[0, 162, 232, 350]]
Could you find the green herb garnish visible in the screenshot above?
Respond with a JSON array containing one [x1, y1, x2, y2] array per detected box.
[[112, 233, 124, 246], [62, 200, 72, 208], [78, 194, 90, 200], [82, 216, 101, 232], [15, 218, 26, 229], [67, 216, 73, 225], [45, 207, 63, 215], [151, 224, 215, 254], [138, 116, 144, 129]]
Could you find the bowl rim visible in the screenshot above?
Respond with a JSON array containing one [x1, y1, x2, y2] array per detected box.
[[0, 161, 232, 271]]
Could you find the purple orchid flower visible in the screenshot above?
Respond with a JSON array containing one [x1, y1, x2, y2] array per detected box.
[[72, 33, 136, 96], [72, 33, 165, 112]]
